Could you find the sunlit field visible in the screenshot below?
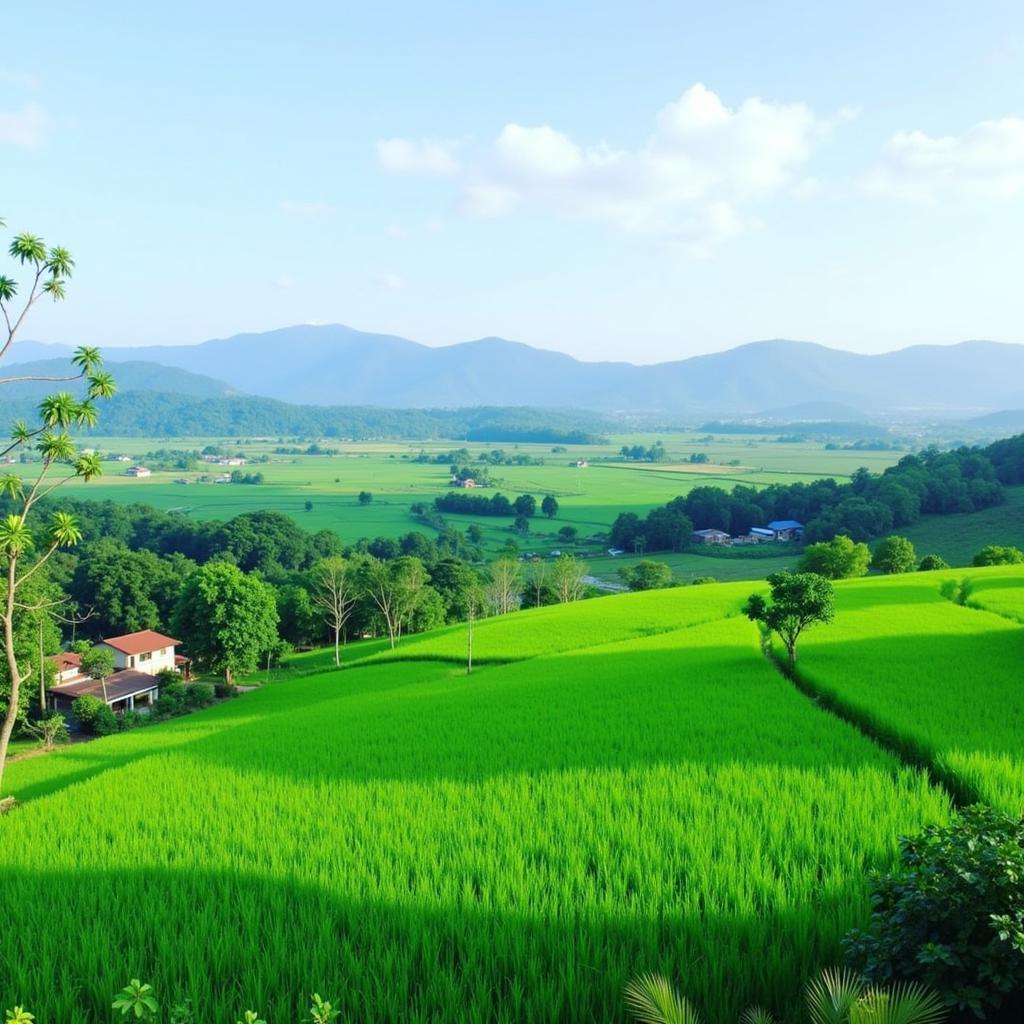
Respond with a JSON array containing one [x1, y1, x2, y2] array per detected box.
[[791, 568, 1024, 813], [11, 569, 1020, 1020]]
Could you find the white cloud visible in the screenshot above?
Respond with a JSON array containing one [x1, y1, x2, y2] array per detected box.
[[376, 137, 461, 176], [865, 117, 1024, 200], [371, 271, 404, 291], [381, 84, 832, 251], [279, 199, 335, 217], [0, 102, 50, 148], [384, 223, 405, 238]]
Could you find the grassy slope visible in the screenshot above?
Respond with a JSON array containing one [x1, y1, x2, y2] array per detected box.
[[0, 584, 951, 1023], [792, 565, 1024, 812]]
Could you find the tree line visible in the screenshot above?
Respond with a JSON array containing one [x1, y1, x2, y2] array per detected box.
[[610, 440, 1014, 553]]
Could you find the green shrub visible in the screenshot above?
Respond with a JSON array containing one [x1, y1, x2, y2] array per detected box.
[[160, 682, 187, 712], [70, 695, 118, 736], [917, 554, 950, 571], [973, 545, 1024, 567], [119, 710, 146, 731], [214, 681, 239, 699], [185, 682, 216, 709], [845, 805, 1024, 1019]]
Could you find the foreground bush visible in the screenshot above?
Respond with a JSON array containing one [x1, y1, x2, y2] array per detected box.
[[70, 695, 118, 736], [845, 805, 1024, 1020], [184, 682, 216, 709]]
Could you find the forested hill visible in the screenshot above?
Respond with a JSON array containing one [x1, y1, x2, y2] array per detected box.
[[0, 388, 612, 442], [12, 326, 1024, 414]]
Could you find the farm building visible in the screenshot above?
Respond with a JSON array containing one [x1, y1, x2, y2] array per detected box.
[[454, 477, 477, 488], [47, 630, 189, 715], [575, 459, 589, 468], [126, 465, 151, 478], [691, 528, 731, 545], [749, 527, 776, 542], [99, 629, 180, 674], [766, 520, 805, 541]]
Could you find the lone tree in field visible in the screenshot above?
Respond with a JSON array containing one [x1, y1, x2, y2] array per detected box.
[[541, 494, 559, 518], [310, 556, 358, 666], [872, 535, 917, 574], [798, 534, 871, 579], [357, 490, 372, 506], [0, 215, 116, 796], [745, 571, 835, 672], [172, 562, 279, 683], [81, 646, 115, 705], [358, 555, 429, 649]]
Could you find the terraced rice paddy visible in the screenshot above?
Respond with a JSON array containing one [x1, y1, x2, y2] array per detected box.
[[3, 568, 1021, 1021]]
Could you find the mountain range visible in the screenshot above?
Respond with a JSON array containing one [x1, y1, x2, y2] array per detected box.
[[7, 325, 1024, 417]]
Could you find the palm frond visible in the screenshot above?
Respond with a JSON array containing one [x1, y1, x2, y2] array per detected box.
[[850, 984, 946, 1024], [807, 967, 865, 1024], [624, 973, 703, 1024], [741, 1007, 778, 1024]]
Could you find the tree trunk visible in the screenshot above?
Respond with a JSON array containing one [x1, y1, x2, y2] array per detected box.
[[0, 561, 22, 797], [787, 644, 796, 673], [101, 675, 108, 704], [334, 625, 341, 667], [225, 666, 233, 685], [38, 619, 45, 714]]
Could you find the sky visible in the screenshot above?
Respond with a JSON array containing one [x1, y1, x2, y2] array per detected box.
[[3, 1, 1024, 363]]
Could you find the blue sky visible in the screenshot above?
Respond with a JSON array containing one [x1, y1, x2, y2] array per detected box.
[[3, 1, 1024, 362]]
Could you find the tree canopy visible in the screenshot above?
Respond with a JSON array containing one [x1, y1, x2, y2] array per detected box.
[[745, 571, 835, 670]]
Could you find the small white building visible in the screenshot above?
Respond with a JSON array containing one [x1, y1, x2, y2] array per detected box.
[[99, 629, 180, 674], [126, 465, 151, 478]]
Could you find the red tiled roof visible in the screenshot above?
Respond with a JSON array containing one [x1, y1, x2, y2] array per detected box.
[[100, 630, 180, 655], [51, 652, 82, 672]]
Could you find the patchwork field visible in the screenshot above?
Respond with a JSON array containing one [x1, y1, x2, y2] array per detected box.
[[4, 567, 1019, 1021], [31, 433, 911, 580]]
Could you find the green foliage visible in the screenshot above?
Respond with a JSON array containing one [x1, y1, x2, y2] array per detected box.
[[80, 646, 115, 683], [541, 494, 559, 518], [184, 682, 216, 709], [620, 560, 673, 591], [798, 535, 871, 579], [70, 695, 117, 735], [972, 544, 1024, 566], [625, 973, 703, 1024], [870, 536, 917, 574], [306, 993, 341, 1024], [4, 1008, 34, 1024], [845, 806, 1024, 1020], [357, 490, 372, 505], [916, 554, 949, 571], [172, 562, 279, 681], [112, 979, 158, 1021], [22, 712, 69, 751], [745, 571, 835, 669]]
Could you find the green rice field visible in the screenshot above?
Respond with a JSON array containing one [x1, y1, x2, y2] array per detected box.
[[4, 567, 1020, 1020]]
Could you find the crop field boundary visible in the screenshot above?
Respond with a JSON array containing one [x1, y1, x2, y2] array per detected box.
[[755, 619, 980, 808], [757, 571, 1024, 810]]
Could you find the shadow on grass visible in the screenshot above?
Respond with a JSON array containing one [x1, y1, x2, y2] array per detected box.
[[0, 865, 868, 1024]]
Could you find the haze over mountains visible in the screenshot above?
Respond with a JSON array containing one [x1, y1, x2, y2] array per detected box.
[[8, 324, 1024, 418]]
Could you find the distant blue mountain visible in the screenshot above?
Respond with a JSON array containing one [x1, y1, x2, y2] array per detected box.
[[10, 326, 1024, 415]]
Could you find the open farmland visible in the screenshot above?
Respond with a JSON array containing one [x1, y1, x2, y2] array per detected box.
[[0, 578, 967, 1023], [791, 567, 1024, 814], [29, 432, 911, 583]]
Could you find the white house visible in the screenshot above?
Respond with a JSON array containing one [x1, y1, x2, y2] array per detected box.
[[99, 629, 180, 674], [126, 465, 151, 478]]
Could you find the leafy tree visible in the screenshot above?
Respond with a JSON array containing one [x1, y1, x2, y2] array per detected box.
[[557, 525, 578, 543], [71, 694, 117, 736], [0, 215, 116, 792], [871, 535, 917, 574], [274, 584, 318, 647], [466, 523, 484, 545], [845, 805, 1024, 1019], [744, 571, 835, 671], [428, 557, 479, 622], [22, 710, 68, 751], [798, 534, 871, 579], [512, 494, 537, 517], [522, 559, 554, 608], [620, 560, 672, 591], [304, 500, 313, 512], [484, 558, 523, 615], [550, 553, 587, 604], [357, 490, 372, 506], [541, 494, 559, 518], [917, 554, 950, 571], [358, 556, 429, 649], [309, 557, 359, 666], [973, 544, 1024, 567], [172, 562, 279, 683], [81, 646, 116, 704], [512, 514, 530, 535]]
